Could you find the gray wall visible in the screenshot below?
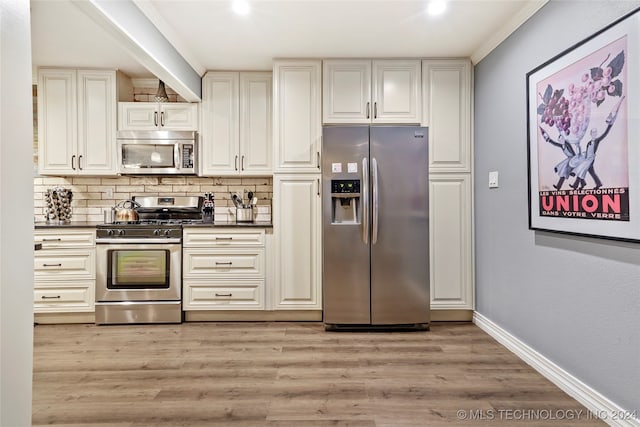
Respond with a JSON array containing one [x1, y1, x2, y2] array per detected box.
[[474, 0, 640, 413]]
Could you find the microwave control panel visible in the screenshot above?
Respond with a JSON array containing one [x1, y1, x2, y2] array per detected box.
[[182, 144, 194, 168]]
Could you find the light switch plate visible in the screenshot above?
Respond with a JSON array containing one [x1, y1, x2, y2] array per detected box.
[[489, 171, 499, 188]]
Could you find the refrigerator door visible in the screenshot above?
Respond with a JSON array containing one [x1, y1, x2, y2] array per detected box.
[[322, 126, 371, 324], [370, 126, 429, 325]]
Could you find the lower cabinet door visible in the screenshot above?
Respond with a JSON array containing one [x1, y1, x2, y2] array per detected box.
[[272, 175, 322, 309], [34, 249, 95, 280], [429, 174, 473, 310], [182, 248, 264, 279], [34, 281, 95, 313], [183, 280, 265, 310]]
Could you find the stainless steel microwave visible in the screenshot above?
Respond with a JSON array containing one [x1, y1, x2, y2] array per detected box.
[[117, 130, 197, 175]]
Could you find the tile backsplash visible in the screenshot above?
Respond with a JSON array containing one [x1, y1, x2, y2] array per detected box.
[[34, 176, 272, 223]]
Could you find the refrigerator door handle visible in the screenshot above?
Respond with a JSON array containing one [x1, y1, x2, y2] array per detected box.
[[372, 157, 379, 245], [362, 157, 369, 244]]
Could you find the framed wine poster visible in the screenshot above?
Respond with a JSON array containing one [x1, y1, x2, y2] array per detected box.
[[526, 8, 640, 242]]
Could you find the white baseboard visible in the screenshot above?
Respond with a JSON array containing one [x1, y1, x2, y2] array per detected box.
[[473, 312, 639, 427]]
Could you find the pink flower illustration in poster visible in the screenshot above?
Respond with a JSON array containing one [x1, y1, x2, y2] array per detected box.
[[536, 36, 629, 221]]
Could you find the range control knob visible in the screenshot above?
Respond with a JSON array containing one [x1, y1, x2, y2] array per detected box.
[[107, 229, 114, 236], [164, 229, 173, 236], [153, 229, 161, 236], [118, 229, 125, 236]]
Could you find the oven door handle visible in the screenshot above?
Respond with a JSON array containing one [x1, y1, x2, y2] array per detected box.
[[96, 238, 182, 244]]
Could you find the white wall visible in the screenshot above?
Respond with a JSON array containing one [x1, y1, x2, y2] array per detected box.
[[0, 0, 35, 425], [474, 0, 640, 414]]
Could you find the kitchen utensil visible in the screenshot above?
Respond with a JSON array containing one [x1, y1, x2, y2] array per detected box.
[[250, 196, 258, 207], [114, 200, 141, 223], [231, 193, 242, 208], [247, 191, 253, 202], [236, 206, 253, 222], [103, 208, 115, 224]]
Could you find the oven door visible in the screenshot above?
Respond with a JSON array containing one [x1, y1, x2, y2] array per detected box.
[[96, 240, 181, 302]]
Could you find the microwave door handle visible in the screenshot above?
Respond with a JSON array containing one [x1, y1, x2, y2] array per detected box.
[[175, 144, 180, 171]]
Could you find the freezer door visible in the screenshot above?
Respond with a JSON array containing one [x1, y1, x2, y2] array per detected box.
[[370, 126, 429, 325], [322, 126, 371, 324]]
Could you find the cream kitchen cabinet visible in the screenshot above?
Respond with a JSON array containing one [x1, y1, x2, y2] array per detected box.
[[323, 59, 421, 124], [182, 228, 266, 310], [429, 174, 473, 311], [200, 71, 272, 176], [272, 175, 322, 310], [273, 60, 322, 173], [117, 102, 198, 131], [422, 59, 472, 173], [38, 68, 128, 175], [33, 228, 96, 313]]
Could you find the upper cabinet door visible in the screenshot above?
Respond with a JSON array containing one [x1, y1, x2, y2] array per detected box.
[[372, 59, 422, 124], [118, 103, 159, 130], [322, 60, 371, 124], [160, 103, 199, 130], [200, 72, 240, 175], [322, 59, 421, 124], [240, 72, 272, 175], [273, 60, 322, 173], [38, 69, 77, 175], [118, 102, 198, 131], [422, 59, 472, 173], [77, 70, 117, 174]]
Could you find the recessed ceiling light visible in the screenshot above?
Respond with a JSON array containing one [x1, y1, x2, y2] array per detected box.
[[232, 0, 250, 16], [427, 0, 447, 16]]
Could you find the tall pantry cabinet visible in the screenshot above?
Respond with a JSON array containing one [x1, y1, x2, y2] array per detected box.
[[422, 59, 474, 318], [272, 60, 323, 313]]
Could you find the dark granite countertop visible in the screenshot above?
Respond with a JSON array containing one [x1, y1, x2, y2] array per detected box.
[[35, 221, 272, 229], [183, 221, 273, 228], [34, 221, 102, 229]]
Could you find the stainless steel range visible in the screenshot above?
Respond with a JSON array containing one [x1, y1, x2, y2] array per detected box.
[[95, 196, 203, 325]]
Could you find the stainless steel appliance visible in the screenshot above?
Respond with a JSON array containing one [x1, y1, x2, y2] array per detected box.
[[322, 125, 429, 329], [117, 130, 197, 175], [95, 196, 203, 324]]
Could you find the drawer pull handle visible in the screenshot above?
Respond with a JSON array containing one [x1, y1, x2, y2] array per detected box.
[[41, 295, 61, 299], [215, 237, 233, 240], [42, 263, 62, 267], [215, 261, 233, 266], [215, 293, 232, 297], [42, 238, 62, 242]]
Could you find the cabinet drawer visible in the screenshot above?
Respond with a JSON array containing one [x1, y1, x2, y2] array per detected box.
[[183, 248, 264, 278], [183, 280, 264, 310], [34, 250, 95, 280], [182, 228, 265, 247], [34, 283, 94, 313], [35, 229, 95, 248]]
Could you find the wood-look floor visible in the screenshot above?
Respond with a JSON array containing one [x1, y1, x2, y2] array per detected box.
[[32, 322, 605, 426]]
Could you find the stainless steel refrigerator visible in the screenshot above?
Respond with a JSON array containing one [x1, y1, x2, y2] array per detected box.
[[322, 125, 429, 329]]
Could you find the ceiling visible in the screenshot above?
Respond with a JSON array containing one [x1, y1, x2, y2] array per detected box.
[[31, 0, 547, 80]]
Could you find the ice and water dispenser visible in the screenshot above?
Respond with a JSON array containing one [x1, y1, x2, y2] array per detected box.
[[330, 179, 361, 224]]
